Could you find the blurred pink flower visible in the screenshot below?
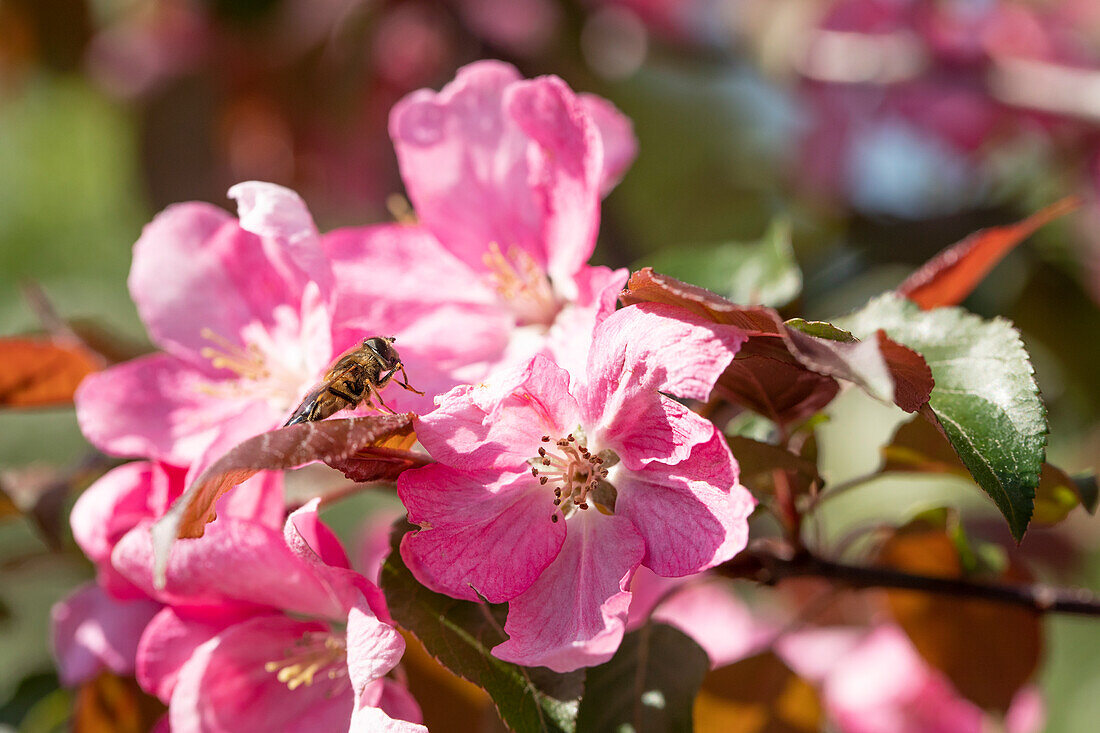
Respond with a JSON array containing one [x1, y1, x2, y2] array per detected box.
[[112, 501, 424, 732], [778, 625, 1044, 733], [51, 458, 282, 688], [328, 61, 637, 384], [398, 303, 752, 671], [51, 584, 161, 687]]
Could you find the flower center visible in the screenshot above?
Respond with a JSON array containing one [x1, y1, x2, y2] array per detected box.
[[264, 632, 347, 691], [200, 328, 270, 381], [530, 432, 619, 522], [483, 243, 561, 327]]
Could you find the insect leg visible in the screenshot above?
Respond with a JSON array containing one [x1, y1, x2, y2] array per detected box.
[[366, 381, 397, 414], [395, 364, 425, 395]]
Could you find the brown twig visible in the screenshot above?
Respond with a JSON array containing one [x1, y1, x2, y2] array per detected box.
[[718, 541, 1100, 616]]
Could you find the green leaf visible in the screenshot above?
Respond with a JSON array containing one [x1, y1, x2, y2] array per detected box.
[[576, 624, 708, 733], [839, 294, 1046, 540], [380, 524, 582, 733], [643, 219, 802, 307], [784, 318, 856, 342]]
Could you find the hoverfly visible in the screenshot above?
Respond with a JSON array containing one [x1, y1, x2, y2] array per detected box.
[[283, 336, 423, 426]]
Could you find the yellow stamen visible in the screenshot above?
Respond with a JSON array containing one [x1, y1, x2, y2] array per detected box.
[[482, 243, 560, 326]]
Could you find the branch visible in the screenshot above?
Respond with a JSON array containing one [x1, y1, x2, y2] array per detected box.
[[718, 542, 1100, 616]]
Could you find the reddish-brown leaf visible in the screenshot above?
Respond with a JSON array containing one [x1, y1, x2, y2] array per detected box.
[[717, 341, 841, 426], [694, 651, 823, 733], [73, 673, 166, 733], [621, 268, 783, 334], [151, 414, 424, 586], [897, 197, 1079, 310], [876, 522, 1042, 712], [622, 269, 934, 421], [0, 337, 101, 408]]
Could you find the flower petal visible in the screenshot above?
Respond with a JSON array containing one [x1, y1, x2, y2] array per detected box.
[[284, 500, 390, 621], [585, 301, 748, 405], [544, 265, 628, 383], [390, 60, 538, 273], [71, 462, 159, 568], [493, 510, 643, 672], [129, 196, 326, 364], [399, 465, 565, 602], [346, 594, 405, 702], [113, 517, 350, 621], [51, 583, 160, 686], [582, 303, 746, 463], [136, 605, 259, 702], [579, 93, 637, 196], [350, 703, 428, 733], [75, 354, 245, 466], [168, 616, 351, 733], [415, 355, 581, 474], [614, 429, 752, 576], [505, 74, 603, 288]]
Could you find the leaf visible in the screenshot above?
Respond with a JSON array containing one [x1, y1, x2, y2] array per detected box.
[[0, 337, 101, 408], [877, 519, 1042, 712], [381, 523, 582, 733], [72, 672, 165, 733], [645, 219, 803, 307], [577, 623, 709, 733], [897, 197, 1079, 310], [1033, 465, 1097, 525], [620, 268, 783, 334], [693, 651, 822, 733], [726, 435, 821, 498], [622, 270, 934, 423], [840, 294, 1045, 541], [784, 319, 855, 342], [151, 414, 422, 586], [399, 632, 498, 733], [884, 418, 1091, 527]]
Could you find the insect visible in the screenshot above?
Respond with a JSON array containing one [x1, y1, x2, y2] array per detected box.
[[283, 336, 423, 426]]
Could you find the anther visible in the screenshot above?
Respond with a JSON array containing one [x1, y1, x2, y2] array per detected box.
[[531, 467, 539, 477], [542, 458, 551, 466], [567, 434, 575, 442], [579, 502, 589, 510], [551, 515, 559, 523], [538, 447, 546, 456], [542, 436, 550, 442], [539, 477, 548, 485]]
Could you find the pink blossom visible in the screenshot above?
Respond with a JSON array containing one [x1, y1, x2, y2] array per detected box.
[[113, 501, 424, 732], [51, 460, 282, 687], [398, 303, 752, 671], [70, 460, 282, 598], [51, 583, 161, 687], [626, 567, 770, 669], [326, 61, 637, 383], [75, 181, 450, 486], [778, 625, 1044, 733]]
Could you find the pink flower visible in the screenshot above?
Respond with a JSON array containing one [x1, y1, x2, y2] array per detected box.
[[112, 501, 424, 733], [51, 583, 160, 687], [398, 303, 753, 671], [626, 567, 770, 669], [51, 460, 282, 687], [75, 181, 449, 485], [325, 60, 637, 383], [778, 625, 1044, 733], [70, 460, 283, 598]]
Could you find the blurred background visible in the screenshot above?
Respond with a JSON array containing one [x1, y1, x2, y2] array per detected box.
[[1, 0, 1099, 730]]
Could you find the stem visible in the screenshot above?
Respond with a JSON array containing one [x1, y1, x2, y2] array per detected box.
[[719, 544, 1100, 617]]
